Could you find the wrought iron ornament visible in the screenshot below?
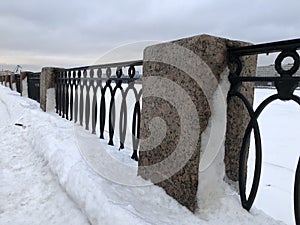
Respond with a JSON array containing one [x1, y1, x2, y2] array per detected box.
[[55, 60, 143, 161], [228, 38, 300, 224]]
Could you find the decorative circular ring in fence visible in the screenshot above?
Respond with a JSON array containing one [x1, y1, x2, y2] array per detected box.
[[128, 65, 136, 78], [116, 67, 123, 78], [229, 55, 243, 77], [275, 50, 300, 76], [106, 67, 112, 78], [68, 70, 71, 78], [97, 68, 102, 78], [83, 69, 88, 78], [90, 69, 94, 78]]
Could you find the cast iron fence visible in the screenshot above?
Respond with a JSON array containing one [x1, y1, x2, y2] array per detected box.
[[228, 38, 300, 224], [27, 72, 41, 102], [0, 72, 41, 102], [15, 74, 21, 93], [55, 60, 143, 161]]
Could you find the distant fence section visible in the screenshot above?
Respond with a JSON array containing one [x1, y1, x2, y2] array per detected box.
[[255, 64, 300, 88], [27, 72, 41, 102], [55, 60, 143, 161], [0, 71, 41, 102], [0, 72, 19, 92]]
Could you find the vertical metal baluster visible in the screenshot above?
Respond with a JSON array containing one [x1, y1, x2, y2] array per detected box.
[[131, 89, 141, 161], [129, 66, 140, 160], [79, 70, 84, 126], [131, 100, 141, 161], [65, 71, 70, 120], [119, 90, 127, 150], [115, 67, 125, 149], [108, 83, 116, 146], [27, 75, 30, 98], [99, 86, 106, 139], [55, 72, 59, 114], [90, 69, 97, 134], [84, 70, 90, 130], [91, 86, 97, 134], [95, 68, 102, 136], [58, 72, 62, 116], [69, 70, 75, 121], [9, 74, 12, 90], [74, 70, 80, 123], [105, 66, 114, 145], [61, 71, 66, 118]]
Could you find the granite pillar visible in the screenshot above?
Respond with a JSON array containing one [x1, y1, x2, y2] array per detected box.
[[138, 34, 257, 212], [40, 67, 59, 112]]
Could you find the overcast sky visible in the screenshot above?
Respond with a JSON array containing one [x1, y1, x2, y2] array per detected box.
[[1, 0, 300, 71]]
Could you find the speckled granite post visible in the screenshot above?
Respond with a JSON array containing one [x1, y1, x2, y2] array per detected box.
[[138, 34, 257, 212], [40, 67, 59, 112]]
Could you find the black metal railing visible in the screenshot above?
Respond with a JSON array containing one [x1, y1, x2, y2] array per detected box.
[[228, 38, 300, 224], [55, 60, 143, 161], [15, 74, 21, 93], [0, 72, 40, 102], [27, 72, 41, 102]]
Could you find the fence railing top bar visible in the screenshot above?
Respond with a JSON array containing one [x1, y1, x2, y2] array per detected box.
[[228, 38, 300, 56], [65, 60, 143, 72]]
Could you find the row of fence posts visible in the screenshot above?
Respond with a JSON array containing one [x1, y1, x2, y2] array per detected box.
[[0, 72, 41, 102]]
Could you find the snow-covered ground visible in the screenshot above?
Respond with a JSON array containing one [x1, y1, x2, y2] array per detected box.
[[0, 90, 90, 225], [0, 85, 298, 225]]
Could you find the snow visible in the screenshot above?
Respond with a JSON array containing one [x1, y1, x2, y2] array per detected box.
[[0, 90, 90, 225], [197, 73, 231, 215], [21, 78, 28, 97], [0, 85, 296, 225]]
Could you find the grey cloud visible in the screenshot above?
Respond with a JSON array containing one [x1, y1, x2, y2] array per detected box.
[[0, 0, 300, 70]]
